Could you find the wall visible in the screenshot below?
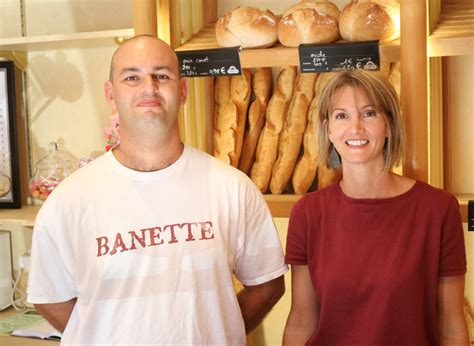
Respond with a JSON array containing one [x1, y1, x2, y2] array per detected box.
[[444, 54, 474, 309]]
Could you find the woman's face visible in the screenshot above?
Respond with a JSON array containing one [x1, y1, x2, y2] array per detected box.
[[327, 85, 389, 170]]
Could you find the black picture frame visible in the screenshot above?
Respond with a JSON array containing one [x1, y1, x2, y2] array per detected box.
[[0, 61, 21, 208]]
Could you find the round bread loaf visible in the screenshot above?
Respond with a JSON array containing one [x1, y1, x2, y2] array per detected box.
[[215, 6, 278, 49], [277, 1, 340, 47], [339, 0, 400, 42]]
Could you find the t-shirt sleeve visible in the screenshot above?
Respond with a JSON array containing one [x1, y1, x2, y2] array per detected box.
[[285, 198, 309, 265], [233, 183, 288, 286], [27, 205, 78, 304], [438, 196, 467, 277]]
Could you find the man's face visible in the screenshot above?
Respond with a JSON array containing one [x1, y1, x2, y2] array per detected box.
[[105, 37, 188, 135]]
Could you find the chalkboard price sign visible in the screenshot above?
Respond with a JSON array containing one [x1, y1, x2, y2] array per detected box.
[[299, 40, 380, 73], [177, 47, 242, 78]]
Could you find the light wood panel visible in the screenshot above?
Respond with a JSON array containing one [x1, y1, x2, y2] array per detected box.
[[428, 0, 474, 56], [133, 0, 157, 36], [401, 0, 429, 182]]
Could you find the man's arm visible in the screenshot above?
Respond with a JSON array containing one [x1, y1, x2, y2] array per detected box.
[[34, 298, 77, 333], [237, 275, 285, 334], [283, 265, 319, 345], [438, 275, 469, 345]]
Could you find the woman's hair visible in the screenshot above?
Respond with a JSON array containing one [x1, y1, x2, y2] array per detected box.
[[317, 69, 405, 171]]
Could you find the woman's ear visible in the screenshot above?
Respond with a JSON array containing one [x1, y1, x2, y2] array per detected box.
[[324, 119, 334, 142]]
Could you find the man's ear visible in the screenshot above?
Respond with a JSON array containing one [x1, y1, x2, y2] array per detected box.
[[179, 77, 189, 105], [104, 80, 116, 109]]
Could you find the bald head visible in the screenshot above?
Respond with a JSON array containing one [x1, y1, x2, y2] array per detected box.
[[108, 35, 180, 82]]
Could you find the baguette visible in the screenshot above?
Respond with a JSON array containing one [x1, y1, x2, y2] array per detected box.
[[292, 74, 320, 195], [239, 68, 273, 174], [388, 61, 401, 99], [213, 70, 252, 167], [313, 72, 342, 189], [250, 66, 297, 193], [270, 71, 317, 194], [213, 76, 233, 164]]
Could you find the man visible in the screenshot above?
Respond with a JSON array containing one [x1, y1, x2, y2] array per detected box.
[[27, 35, 287, 344]]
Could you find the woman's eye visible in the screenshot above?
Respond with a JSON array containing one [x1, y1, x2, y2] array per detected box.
[[334, 112, 347, 120], [363, 110, 377, 118]]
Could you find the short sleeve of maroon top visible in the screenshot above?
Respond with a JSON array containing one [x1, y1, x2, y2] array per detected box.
[[285, 180, 466, 345]]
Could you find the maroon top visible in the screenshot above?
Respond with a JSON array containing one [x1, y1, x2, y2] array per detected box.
[[286, 180, 466, 345]]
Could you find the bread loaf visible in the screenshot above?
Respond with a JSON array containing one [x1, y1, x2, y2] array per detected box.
[[314, 72, 342, 189], [339, 0, 400, 43], [388, 61, 401, 99], [270, 71, 318, 194], [216, 6, 279, 49], [250, 66, 297, 193], [213, 69, 252, 167], [292, 74, 320, 195], [213, 76, 232, 165], [278, 1, 340, 47], [239, 68, 273, 175]]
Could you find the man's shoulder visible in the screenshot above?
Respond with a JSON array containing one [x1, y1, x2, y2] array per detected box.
[[186, 146, 252, 181]]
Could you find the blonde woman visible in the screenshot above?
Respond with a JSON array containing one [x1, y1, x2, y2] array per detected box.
[[284, 70, 468, 345]]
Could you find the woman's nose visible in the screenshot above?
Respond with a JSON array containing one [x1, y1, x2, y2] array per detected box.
[[349, 115, 363, 132]]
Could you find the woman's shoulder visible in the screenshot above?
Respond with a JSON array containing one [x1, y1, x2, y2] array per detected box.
[[292, 182, 341, 212]]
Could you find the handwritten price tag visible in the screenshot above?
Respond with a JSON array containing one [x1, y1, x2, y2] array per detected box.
[[177, 47, 241, 78], [299, 41, 380, 73]]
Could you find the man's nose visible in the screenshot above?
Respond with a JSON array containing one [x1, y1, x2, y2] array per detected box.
[[143, 75, 159, 92]]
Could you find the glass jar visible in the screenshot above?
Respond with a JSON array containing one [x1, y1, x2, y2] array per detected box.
[[29, 142, 74, 204]]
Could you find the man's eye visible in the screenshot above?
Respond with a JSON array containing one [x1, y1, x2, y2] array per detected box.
[[156, 74, 170, 80], [124, 76, 139, 81]]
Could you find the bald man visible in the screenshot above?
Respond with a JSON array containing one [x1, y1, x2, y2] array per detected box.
[[27, 35, 287, 344]]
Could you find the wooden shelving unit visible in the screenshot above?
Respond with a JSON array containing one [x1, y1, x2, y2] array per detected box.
[[428, 1, 474, 57], [175, 23, 401, 67], [0, 29, 134, 51], [0, 205, 40, 227], [456, 194, 473, 224]]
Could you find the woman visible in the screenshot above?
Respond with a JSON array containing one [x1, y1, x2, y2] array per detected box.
[[283, 70, 468, 345]]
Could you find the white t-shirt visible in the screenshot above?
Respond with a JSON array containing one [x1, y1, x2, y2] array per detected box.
[[27, 145, 288, 345]]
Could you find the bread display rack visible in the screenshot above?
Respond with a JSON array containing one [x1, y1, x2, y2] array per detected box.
[[175, 23, 401, 67]]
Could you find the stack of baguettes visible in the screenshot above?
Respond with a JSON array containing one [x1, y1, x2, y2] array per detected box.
[[213, 62, 401, 195]]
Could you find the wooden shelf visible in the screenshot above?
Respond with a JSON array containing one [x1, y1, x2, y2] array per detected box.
[[0, 205, 41, 227], [0, 29, 134, 51], [264, 194, 302, 218], [175, 23, 401, 68], [265, 193, 471, 221], [0, 195, 468, 225], [428, 1, 474, 56], [455, 193, 473, 224]]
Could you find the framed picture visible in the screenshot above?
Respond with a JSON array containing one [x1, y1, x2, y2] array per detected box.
[[0, 61, 21, 208]]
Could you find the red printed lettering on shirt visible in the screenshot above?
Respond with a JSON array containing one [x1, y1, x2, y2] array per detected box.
[[109, 233, 129, 255], [164, 224, 179, 244], [96, 221, 214, 257], [96, 236, 109, 257], [148, 226, 164, 246], [129, 229, 147, 250], [199, 221, 214, 240]]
